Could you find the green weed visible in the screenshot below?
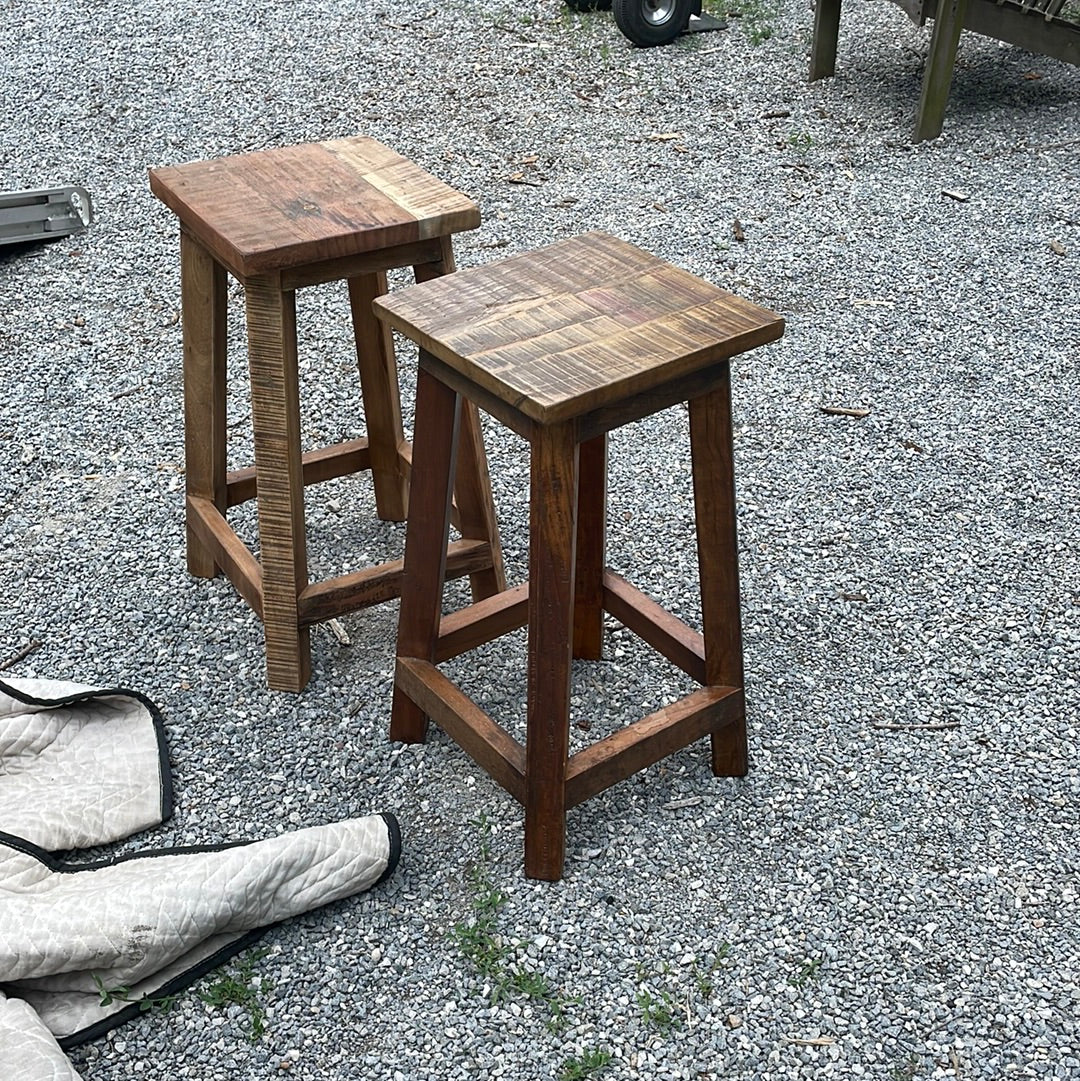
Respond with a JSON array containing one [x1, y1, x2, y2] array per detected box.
[[636, 986, 682, 1031], [560, 1046, 614, 1080], [452, 815, 575, 1029], [889, 1052, 920, 1081], [789, 956, 823, 988], [91, 973, 180, 1014], [725, 0, 777, 44], [199, 947, 273, 1041]]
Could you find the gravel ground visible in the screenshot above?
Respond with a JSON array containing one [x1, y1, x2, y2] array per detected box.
[[2, 0, 1079, 1078]]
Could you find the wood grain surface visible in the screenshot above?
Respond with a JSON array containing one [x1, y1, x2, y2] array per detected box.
[[373, 231, 785, 424], [150, 136, 479, 277]]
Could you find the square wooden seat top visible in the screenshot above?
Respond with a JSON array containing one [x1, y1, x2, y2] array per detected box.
[[148, 136, 480, 280], [373, 231, 785, 427]]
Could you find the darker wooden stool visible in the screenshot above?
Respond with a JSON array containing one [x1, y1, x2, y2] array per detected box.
[[149, 137, 504, 691], [373, 231, 785, 879]]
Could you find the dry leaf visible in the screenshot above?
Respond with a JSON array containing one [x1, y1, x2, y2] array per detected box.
[[1023, 70, 1043, 80], [785, 1036, 837, 1047], [1049, 239, 1066, 256], [648, 131, 683, 141], [821, 405, 870, 418], [942, 189, 970, 202], [733, 218, 746, 243], [518, 154, 538, 165]]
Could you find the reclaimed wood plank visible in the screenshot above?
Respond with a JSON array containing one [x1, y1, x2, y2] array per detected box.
[[391, 367, 461, 742], [225, 438, 373, 507], [298, 539, 493, 626], [244, 274, 310, 691], [573, 435, 607, 660], [349, 271, 408, 522], [373, 232, 785, 425], [149, 136, 479, 277], [187, 496, 263, 618], [434, 583, 530, 662], [524, 421, 578, 881]]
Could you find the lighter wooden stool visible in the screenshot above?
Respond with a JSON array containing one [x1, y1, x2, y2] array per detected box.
[[149, 137, 504, 691], [374, 232, 785, 879]]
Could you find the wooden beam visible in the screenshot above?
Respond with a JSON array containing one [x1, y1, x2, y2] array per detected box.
[[809, 0, 842, 79], [602, 571, 706, 683], [914, 0, 970, 142], [226, 438, 373, 507], [277, 239, 445, 290], [435, 583, 530, 662], [297, 539, 493, 626], [395, 657, 526, 803], [564, 686, 742, 809], [187, 496, 264, 618]]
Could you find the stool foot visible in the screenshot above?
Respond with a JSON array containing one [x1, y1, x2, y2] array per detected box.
[[711, 705, 748, 777]]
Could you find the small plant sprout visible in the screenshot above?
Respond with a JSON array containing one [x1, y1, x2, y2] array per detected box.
[[199, 947, 273, 1041], [560, 1046, 614, 1080]]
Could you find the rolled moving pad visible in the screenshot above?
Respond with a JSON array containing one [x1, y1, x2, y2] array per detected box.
[[0, 677, 401, 1072]]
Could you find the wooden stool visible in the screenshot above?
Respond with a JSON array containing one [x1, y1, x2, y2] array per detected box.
[[373, 231, 785, 879], [149, 137, 505, 691]]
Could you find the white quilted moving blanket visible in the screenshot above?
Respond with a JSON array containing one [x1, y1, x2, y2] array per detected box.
[[0, 677, 401, 1080]]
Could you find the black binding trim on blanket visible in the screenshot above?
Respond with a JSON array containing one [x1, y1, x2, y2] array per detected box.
[[0, 829, 254, 871], [55, 926, 271, 1051], [0, 677, 173, 827], [0, 815, 402, 875], [375, 812, 402, 886]]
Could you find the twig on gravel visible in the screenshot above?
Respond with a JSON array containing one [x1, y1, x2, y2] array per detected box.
[[0, 639, 43, 671], [821, 406, 871, 418], [872, 721, 961, 732], [492, 22, 536, 42]]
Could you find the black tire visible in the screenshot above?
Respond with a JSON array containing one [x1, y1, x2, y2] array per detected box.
[[613, 0, 692, 45]]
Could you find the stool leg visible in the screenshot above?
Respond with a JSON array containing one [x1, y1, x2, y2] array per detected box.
[[414, 238, 506, 600], [453, 404, 507, 600], [689, 370, 748, 777], [180, 231, 227, 579], [524, 422, 578, 881], [573, 434, 607, 660], [391, 360, 462, 743], [245, 275, 311, 692], [348, 271, 409, 523]]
